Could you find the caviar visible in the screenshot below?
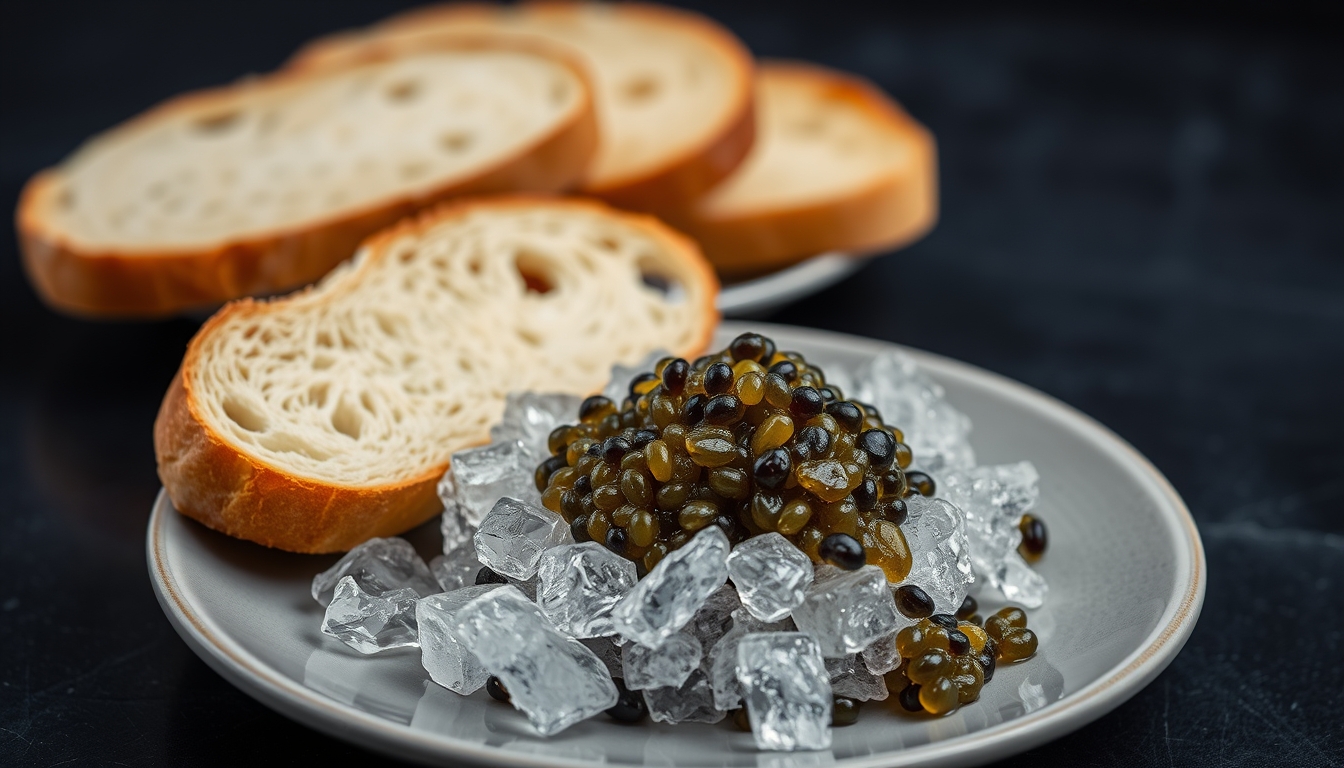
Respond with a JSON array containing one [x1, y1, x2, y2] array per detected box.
[[536, 333, 915, 577], [887, 605, 1038, 717], [486, 675, 511, 703], [606, 678, 649, 723], [1018, 513, 1048, 562]]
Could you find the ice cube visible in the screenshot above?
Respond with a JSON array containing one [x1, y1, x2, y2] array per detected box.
[[852, 350, 975, 473], [621, 632, 702, 690], [860, 631, 903, 676], [473, 497, 573, 581], [429, 544, 484, 593], [489, 392, 585, 460], [709, 609, 793, 711], [901, 495, 976, 614], [452, 586, 617, 736], [320, 576, 419, 654], [825, 654, 889, 701], [611, 527, 730, 649], [736, 632, 832, 751], [602, 349, 670, 404], [726, 532, 813, 622], [939, 462, 1048, 607], [436, 471, 472, 554], [312, 537, 439, 606], [417, 584, 502, 693], [446, 441, 541, 529], [579, 636, 625, 679], [790, 565, 901, 658], [642, 668, 725, 725], [537, 542, 638, 638], [993, 550, 1049, 608]]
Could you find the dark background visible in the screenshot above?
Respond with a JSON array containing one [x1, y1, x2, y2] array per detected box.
[[2, 1, 1341, 765]]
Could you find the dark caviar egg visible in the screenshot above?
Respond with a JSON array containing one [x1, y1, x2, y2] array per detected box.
[[819, 533, 866, 570], [486, 676, 510, 702], [1018, 513, 1048, 562]]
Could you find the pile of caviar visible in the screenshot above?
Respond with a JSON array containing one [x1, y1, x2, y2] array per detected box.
[[883, 592, 1040, 717], [535, 332, 934, 579]]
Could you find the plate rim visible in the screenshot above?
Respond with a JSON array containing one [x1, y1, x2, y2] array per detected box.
[[147, 321, 1205, 768]]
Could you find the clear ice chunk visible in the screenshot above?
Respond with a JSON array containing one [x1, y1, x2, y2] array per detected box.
[[429, 544, 484, 593], [611, 527, 730, 649], [789, 565, 901, 658], [860, 631, 904, 676], [442, 441, 541, 540], [901, 495, 976, 614], [622, 631, 702, 690], [320, 576, 419, 654], [736, 632, 832, 751], [311, 537, 439, 606], [939, 462, 1048, 607], [489, 392, 585, 461], [537, 542, 638, 638], [473, 497, 573, 581], [852, 350, 975, 473], [452, 586, 617, 736], [643, 668, 725, 725], [825, 655, 889, 701], [417, 584, 502, 693], [602, 349, 670, 404], [726, 532, 813, 622], [709, 608, 793, 711]]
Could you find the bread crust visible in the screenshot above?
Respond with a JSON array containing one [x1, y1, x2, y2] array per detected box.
[[154, 195, 719, 554], [665, 61, 939, 279], [17, 38, 600, 318], [287, 2, 757, 213]]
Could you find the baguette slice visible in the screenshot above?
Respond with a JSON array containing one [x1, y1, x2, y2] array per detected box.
[[18, 39, 598, 317], [665, 62, 938, 278], [154, 196, 718, 553], [288, 2, 756, 212]]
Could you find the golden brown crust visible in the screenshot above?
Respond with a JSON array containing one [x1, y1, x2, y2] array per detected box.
[[665, 61, 939, 279], [287, 2, 757, 213], [17, 38, 600, 318], [154, 195, 719, 554]]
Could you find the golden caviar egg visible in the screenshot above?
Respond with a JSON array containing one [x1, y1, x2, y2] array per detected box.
[[646, 439, 673, 482], [918, 676, 960, 715], [685, 425, 738, 467], [751, 413, 795, 456], [776, 498, 813, 535]]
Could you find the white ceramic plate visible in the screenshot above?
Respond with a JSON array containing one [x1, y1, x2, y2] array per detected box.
[[147, 322, 1204, 767], [716, 253, 866, 317]]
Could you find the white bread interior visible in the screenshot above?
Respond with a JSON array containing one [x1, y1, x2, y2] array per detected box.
[[45, 50, 585, 250], [155, 196, 718, 552]]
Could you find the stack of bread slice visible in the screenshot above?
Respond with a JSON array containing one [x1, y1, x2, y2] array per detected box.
[[290, 2, 938, 278]]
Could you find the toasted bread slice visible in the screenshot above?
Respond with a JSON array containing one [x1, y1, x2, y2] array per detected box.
[[18, 39, 598, 317], [288, 2, 755, 211], [665, 62, 938, 278], [153, 196, 719, 553]]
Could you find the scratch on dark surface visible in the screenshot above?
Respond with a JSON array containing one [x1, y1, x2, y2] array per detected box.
[[1201, 520, 1344, 551], [1162, 678, 1174, 767]]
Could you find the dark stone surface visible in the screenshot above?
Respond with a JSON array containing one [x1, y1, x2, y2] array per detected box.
[[1, 2, 1339, 766]]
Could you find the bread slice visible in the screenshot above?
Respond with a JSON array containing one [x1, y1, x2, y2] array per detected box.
[[153, 195, 719, 553], [18, 39, 598, 317], [663, 61, 938, 278], [287, 2, 756, 212]]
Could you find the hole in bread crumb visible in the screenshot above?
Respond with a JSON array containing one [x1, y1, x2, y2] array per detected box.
[[468, 259, 482, 275], [386, 79, 421, 102], [360, 391, 376, 414], [332, 398, 363, 440], [595, 237, 620, 252], [194, 110, 243, 134], [312, 354, 334, 370], [223, 396, 268, 433], [517, 328, 542, 347], [515, 251, 555, 295], [439, 131, 474, 153], [550, 79, 570, 105], [315, 331, 333, 348], [621, 75, 661, 103], [639, 264, 685, 304], [374, 312, 398, 337], [400, 161, 429, 180], [308, 382, 329, 407]]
